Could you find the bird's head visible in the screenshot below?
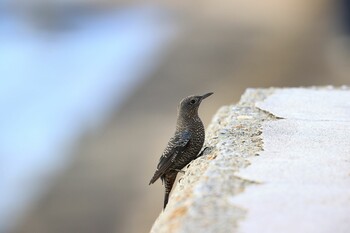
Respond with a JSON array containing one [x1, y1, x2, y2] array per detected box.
[[178, 92, 213, 117]]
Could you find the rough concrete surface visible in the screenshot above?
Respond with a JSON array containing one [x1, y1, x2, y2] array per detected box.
[[150, 87, 350, 233]]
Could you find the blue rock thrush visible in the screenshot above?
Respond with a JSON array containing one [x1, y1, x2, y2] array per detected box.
[[149, 92, 213, 209]]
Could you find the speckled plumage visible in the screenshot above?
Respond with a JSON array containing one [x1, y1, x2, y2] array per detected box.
[[149, 92, 213, 209]]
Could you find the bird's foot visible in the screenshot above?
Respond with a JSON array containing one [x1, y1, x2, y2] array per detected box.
[[197, 146, 209, 158]]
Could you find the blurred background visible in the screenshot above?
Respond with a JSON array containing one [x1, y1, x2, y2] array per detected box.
[[0, 0, 349, 233]]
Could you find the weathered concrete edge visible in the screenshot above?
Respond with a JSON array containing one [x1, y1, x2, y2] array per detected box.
[[150, 88, 278, 233]]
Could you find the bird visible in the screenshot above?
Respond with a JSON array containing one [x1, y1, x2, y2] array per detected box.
[[149, 92, 213, 209]]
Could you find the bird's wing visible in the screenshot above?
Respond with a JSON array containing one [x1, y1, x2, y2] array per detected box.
[[149, 131, 191, 184]]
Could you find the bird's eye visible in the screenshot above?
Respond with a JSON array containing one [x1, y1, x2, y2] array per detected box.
[[190, 99, 196, 104]]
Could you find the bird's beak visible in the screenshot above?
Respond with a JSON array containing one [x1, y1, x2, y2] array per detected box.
[[200, 92, 213, 100]]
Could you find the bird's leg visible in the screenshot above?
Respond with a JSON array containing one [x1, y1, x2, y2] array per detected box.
[[186, 147, 210, 169], [173, 169, 185, 174]]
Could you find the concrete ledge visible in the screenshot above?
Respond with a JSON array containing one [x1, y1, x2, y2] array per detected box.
[[150, 87, 350, 233]]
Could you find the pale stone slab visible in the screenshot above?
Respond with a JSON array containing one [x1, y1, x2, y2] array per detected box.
[[232, 88, 350, 233]]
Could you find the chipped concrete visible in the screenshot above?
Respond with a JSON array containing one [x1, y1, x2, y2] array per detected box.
[[150, 87, 350, 233], [150, 88, 274, 233]]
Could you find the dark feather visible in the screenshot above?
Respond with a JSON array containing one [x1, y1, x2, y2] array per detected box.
[[149, 131, 191, 185]]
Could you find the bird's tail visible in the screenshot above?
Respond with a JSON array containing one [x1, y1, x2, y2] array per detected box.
[[149, 171, 162, 185], [163, 172, 177, 209], [163, 192, 170, 210]]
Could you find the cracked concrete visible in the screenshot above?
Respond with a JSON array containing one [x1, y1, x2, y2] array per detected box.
[[150, 87, 350, 233]]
